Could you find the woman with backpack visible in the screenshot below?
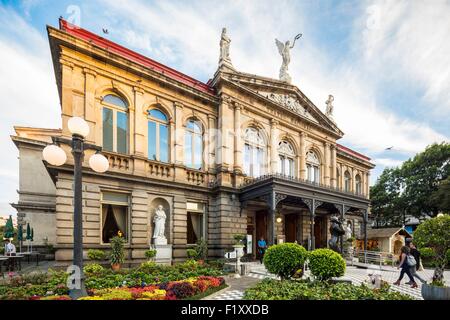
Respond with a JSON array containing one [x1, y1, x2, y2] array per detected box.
[[393, 246, 418, 288]]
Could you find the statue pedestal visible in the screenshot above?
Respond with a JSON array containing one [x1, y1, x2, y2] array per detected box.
[[154, 244, 172, 265]]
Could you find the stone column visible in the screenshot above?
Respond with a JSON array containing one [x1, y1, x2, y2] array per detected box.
[[133, 86, 145, 156], [331, 145, 337, 187], [174, 102, 184, 165], [60, 58, 74, 138], [217, 96, 233, 168], [233, 103, 243, 173], [299, 132, 306, 179], [83, 68, 97, 143], [208, 115, 216, 171], [366, 172, 371, 198], [324, 142, 331, 186], [270, 119, 279, 174]]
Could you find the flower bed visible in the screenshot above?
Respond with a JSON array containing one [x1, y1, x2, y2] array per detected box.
[[0, 260, 224, 300], [244, 279, 412, 300], [79, 276, 225, 300]]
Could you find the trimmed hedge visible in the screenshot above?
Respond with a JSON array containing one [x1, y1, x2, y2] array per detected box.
[[263, 243, 307, 279], [308, 248, 346, 281]]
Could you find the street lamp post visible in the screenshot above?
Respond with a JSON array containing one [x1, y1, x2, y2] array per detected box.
[[42, 117, 109, 299]]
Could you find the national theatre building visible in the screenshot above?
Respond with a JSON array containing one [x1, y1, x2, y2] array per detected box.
[[11, 19, 374, 265]]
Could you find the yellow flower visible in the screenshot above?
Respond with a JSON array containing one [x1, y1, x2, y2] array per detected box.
[[78, 296, 104, 300]]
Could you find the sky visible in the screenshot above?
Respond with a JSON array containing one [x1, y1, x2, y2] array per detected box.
[[0, 0, 449, 216]]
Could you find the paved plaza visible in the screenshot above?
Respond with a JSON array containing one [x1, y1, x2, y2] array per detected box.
[[209, 262, 450, 300]]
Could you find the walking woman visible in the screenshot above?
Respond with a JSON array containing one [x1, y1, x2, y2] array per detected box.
[[407, 243, 427, 284], [393, 245, 418, 288]]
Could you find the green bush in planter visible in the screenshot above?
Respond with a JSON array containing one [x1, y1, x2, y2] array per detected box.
[[308, 248, 346, 281], [187, 248, 197, 259], [263, 243, 308, 280], [87, 249, 106, 261], [110, 236, 126, 265]]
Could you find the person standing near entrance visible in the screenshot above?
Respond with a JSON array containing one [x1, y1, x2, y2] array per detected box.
[[257, 237, 267, 264], [394, 246, 418, 288]]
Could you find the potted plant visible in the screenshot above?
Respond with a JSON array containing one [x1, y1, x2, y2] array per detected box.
[[144, 248, 157, 261], [414, 214, 450, 300], [233, 234, 246, 258], [110, 236, 125, 271]]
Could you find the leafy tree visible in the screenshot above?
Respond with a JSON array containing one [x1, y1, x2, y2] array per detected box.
[[402, 142, 450, 218], [430, 177, 450, 214], [414, 214, 450, 286], [370, 142, 450, 226]]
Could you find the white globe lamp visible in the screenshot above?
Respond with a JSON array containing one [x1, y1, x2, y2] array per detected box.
[[68, 117, 90, 138], [89, 153, 109, 173], [42, 145, 67, 166]]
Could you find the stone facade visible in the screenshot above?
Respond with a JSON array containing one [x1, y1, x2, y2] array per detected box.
[[11, 19, 374, 265]]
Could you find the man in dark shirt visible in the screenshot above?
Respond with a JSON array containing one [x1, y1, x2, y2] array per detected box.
[[409, 242, 421, 271]]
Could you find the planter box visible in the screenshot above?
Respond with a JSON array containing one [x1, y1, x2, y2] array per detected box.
[[421, 283, 450, 300]]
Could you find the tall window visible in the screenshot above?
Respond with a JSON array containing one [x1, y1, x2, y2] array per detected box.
[[101, 192, 129, 243], [336, 168, 341, 189], [186, 202, 205, 244], [185, 119, 203, 170], [148, 109, 169, 162], [344, 171, 352, 192], [102, 94, 128, 153], [306, 151, 320, 183], [355, 174, 362, 194], [243, 127, 266, 177], [278, 140, 295, 177]]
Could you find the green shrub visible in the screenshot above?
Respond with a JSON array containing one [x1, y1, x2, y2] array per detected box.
[[144, 249, 157, 260], [138, 261, 157, 273], [186, 249, 197, 259], [419, 247, 435, 259], [414, 214, 450, 285], [110, 236, 125, 265], [186, 238, 208, 260], [308, 248, 346, 281], [87, 249, 106, 261], [263, 243, 307, 280], [243, 279, 412, 300], [83, 263, 105, 274]]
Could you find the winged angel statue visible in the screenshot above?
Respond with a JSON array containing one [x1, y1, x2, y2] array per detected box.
[[275, 33, 302, 83]]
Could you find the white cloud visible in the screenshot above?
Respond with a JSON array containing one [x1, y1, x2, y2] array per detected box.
[[373, 158, 404, 168], [0, 7, 60, 215]]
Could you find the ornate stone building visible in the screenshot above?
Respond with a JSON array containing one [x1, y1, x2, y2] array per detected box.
[[11, 19, 374, 265]]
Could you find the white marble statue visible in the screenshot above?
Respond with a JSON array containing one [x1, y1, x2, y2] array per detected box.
[[275, 33, 302, 83], [153, 205, 167, 245], [345, 221, 353, 240], [219, 27, 233, 68], [325, 94, 335, 120]]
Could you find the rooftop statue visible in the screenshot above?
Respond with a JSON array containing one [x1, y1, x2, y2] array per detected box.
[[325, 94, 335, 121], [219, 27, 233, 69], [275, 33, 302, 83]]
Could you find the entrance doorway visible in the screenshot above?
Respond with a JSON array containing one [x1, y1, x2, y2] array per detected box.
[[314, 215, 327, 248], [255, 210, 267, 242], [284, 214, 298, 242]]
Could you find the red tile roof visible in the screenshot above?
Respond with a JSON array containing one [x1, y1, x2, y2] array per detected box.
[[337, 143, 371, 161], [59, 19, 215, 96]]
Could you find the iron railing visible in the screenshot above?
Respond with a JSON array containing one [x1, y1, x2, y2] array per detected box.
[[240, 173, 368, 199]]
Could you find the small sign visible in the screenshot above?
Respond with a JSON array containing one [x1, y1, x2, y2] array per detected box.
[[246, 234, 252, 254], [224, 251, 236, 259]]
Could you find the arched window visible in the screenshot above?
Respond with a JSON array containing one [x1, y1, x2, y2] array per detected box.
[[148, 108, 169, 162], [243, 127, 266, 177], [278, 140, 295, 177], [355, 174, 362, 195], [102, 94, 129, 153], [344, 171, 352, 192], [185, 119, 203, 169], [306, 150, 320, 183]]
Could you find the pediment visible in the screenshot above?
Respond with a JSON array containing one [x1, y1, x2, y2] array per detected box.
[[219, 71, 343, 137]]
